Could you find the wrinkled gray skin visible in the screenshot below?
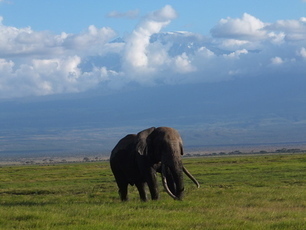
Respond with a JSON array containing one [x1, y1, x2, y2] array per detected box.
[[110, 127, 200, 201]]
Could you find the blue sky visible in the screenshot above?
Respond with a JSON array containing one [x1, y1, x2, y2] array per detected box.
[[0, 1, 306, 155], [0, 0, 305, 98], [1, 0, 305, 35]]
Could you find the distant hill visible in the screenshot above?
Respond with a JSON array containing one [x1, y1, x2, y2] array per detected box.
[[1, 73, 305, 157]]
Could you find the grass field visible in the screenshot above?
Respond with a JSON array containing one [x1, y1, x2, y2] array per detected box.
[[1, 153, 306, 229]]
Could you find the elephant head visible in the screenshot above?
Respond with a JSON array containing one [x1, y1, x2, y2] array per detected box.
[[137, 126, 200, 200]]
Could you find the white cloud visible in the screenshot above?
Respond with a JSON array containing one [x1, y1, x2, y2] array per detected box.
[[123, 5, 177, 80], [267, 32, 285, 44], [0, 58, 14, 72], [0, 9, 305, 99], [0, 18, 118, 98], [271, 56, 284, 65], [0, 18, 116, 59], [224, 49, 248, 59], [173, 53, 196, 73], [211, 13, 267, 41], [210, 14, 306, 48], [0, 19, 59, 57], [218, 39, 250, 49], [0, 55, 116, 98], [147, 4, 177, 21], [196, 47, 215, 58], [298, 47, 306, 58], [106, 9, 139, 19], [62, 25, 116, 53], [265, 17, 306, 41]]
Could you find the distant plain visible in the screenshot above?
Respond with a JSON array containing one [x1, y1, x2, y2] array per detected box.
[[1, 154, 306, 229]]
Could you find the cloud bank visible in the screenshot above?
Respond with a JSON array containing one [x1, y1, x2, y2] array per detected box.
[[106, 9, 139, 19], [0, 6, 306, 98]]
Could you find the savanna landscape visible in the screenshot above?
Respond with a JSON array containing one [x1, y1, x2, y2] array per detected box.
[[1, 152, 306, 229], [1, 1, 306, 230]]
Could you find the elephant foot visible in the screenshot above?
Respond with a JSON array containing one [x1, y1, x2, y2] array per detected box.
[[151, 194, 159, 200]]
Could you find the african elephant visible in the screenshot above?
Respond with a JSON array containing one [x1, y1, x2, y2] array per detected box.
[[110, 127, 200, 201]]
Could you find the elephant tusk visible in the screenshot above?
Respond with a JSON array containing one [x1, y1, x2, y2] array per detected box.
[[183, 166, 200, 188], [161, 164, 179, 200]]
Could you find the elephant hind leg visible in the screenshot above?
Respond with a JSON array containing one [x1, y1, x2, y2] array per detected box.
[[118, 183, 129, 201], [135, 182, 147, 202], [113, 171, 129, 201]]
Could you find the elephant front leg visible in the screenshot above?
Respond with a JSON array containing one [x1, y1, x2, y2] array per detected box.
[[146, 168, 159, 200], [135, 182, 147, 201]]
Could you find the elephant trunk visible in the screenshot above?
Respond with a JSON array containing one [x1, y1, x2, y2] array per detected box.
[[161, 163, 184, 200], [183, 166, 200, 188], [161, 164, 178, 200]]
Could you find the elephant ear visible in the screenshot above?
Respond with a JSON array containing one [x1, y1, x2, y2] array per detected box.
[[180, 142, 184, 155], [136, 127, 155, 155], [179, 137, 184, 155], [136, 141, 147, 156]]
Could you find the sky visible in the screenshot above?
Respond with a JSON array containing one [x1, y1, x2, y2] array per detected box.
[[0, 1, 306, 156], [1, 1, 305, 34], [0, 0, 305, 98]]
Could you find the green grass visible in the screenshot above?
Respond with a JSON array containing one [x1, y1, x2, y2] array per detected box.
[[1, 153, 306, 229]]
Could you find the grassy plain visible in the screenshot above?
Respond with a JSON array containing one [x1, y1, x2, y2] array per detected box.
[[1, 153, 306, 229]]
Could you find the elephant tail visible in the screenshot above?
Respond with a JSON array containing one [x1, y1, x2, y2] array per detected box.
[[183, 166, 200, 188]]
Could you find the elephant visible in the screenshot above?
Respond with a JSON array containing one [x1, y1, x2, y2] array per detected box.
[[110, 127, 200, 201]]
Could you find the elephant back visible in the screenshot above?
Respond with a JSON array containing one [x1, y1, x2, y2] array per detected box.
[[110, 134, 137, 160]]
